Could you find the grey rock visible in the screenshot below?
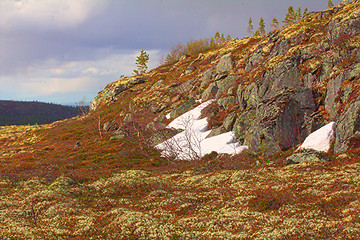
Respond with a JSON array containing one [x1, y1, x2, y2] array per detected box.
[[263, 58, 303, 99], [335, 101, 360, 153], [148, 100, 166, 113], [103, 122, 118, 132], [222, 112, 237, 131], [237, 82, 260, 110], [325, 74, 344, 119], [233, 109, 257, 145], [128, 77, 145, 85], [74, 141, 81, 148], [199, 67, 215, 89], [202, 83, 219, 101], [234, 92, 312, 156], [292, 90, 316, 111], [154, 112, 166, 122], [216, 75, 237, 98], [150, 128, 180, 146], [215, 53, 233, 74], [178, 79, 196, 93], [146, 121, 167, 132], [150, 80, 164, 90], [286, 150, 329, 165], [169, 97, 196, 119], [90, 77, 145, 111], [218, 96, 235, 110], [207, 126, 226, 138]]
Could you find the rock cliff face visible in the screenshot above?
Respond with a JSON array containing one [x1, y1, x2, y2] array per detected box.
[[91, 1, 360, 156]]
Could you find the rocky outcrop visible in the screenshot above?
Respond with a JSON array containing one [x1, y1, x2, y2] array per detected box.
[[90, 77, 145, 111], [90, 0, 360, 157]]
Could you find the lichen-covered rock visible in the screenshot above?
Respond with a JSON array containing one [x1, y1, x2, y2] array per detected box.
[[217, 96, 235, 110], [215, 53, 233, 74], [237, 82, 260, 110], [169, 97, 196, 119], [90, 77, 145, 111], [335, 100, 360, 153], [199, 67, 215, 89], [234, 91, 316, 156], [286, 150, 330, 165], [261, 58, 303, 99], [215, 75, 237, 98], [202, 83, 219, 101], [222, 112, 237, 132], [325, 73, 344, 119]]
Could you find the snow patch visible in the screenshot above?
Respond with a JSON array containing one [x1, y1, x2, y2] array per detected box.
[[297, 122, 336, 152], [156, 100, 248, 160]]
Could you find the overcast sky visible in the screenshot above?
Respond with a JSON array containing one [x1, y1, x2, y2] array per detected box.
[[0, 0, 332, 105]]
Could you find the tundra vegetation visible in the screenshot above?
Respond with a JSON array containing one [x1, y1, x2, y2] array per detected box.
[[1, 0, 360, 239]]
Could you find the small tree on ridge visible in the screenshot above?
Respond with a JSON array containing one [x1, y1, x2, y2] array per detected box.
[[133, 49, 149, 75], [247, 17, 254, 36]]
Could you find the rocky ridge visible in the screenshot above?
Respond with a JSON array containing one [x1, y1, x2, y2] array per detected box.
[[91, 0, 360, 158]]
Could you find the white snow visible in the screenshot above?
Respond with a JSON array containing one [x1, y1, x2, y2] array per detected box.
[[297, 122, 336, 152], [156, 100, 248, 160]]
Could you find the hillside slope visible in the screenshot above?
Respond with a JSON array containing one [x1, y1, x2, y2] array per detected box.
[[91, 0, 360, 156], [0, 1, 360, 239]]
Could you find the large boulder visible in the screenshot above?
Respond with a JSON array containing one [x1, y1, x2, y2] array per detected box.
[[215, 53, 233, 74], [234, 91, 316, 156]]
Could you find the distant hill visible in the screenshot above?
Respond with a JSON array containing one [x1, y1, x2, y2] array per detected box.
[[0, 100, 85, 126]]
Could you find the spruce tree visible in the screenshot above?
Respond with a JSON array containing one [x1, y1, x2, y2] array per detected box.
[[328, 0, 334, 7], [214, 31, 221, 43], [133, 49, 149, 75], [296, 7, 303, 22], [247, 17, 254, 36], [283, 6, 296, 25], [258, 17, 266, 35], [303, 8, 308, 18], [271, 17, 279, 31], [220, 33, 226, 42]]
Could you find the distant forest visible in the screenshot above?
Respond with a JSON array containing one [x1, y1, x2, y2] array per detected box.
[[0, 100, 86, 126]]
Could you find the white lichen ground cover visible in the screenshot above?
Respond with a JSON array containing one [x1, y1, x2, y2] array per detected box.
[[0, 159, 359, 239]]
